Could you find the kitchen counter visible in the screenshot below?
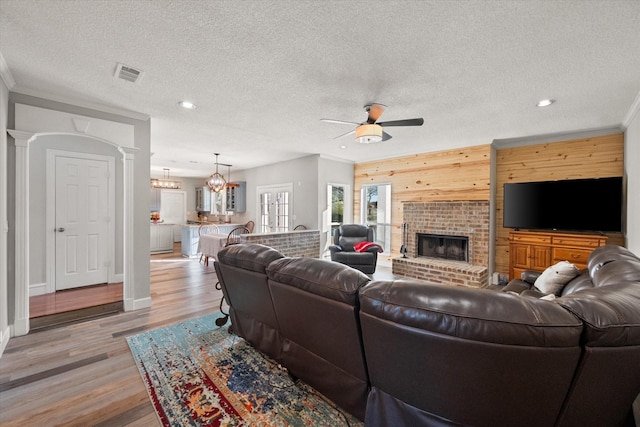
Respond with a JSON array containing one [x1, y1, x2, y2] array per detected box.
[[150, 223, 174, 253]]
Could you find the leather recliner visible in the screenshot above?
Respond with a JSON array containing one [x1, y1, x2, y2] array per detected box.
[[266, 256, 371, 420], [359, 278, 584, 427], [329, 224, 378, 274], [214, 243, 285, 361]]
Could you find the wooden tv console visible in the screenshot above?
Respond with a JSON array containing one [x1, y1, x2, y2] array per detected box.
[[508, 230, 608, 280]]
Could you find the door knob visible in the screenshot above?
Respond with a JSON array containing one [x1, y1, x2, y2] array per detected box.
[[56, 227, 65, 232]]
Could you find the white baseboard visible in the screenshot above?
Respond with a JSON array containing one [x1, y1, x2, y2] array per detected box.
[[0, 326, 10, 359], [11, 317, 29, 337], [29, 282, 47, 296], [133, 297, 152, 310], [124, 297, 151, 312]]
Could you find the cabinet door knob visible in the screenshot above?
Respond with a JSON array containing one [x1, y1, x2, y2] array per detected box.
[[56, 227, 65, 232]]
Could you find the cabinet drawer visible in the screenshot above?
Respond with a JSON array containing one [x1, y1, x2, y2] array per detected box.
[[553, 248, 591, 266], [511, 234, 552, 244], [552, 236, 602, 248]]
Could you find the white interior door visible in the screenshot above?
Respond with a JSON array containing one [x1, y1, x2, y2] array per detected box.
[[160, 190, 186, 242], [55, 156, 109, 290]]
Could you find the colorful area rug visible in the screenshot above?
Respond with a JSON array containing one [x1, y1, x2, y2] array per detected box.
[[126, 313, 362, 426]]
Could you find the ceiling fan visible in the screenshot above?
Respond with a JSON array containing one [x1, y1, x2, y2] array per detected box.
[[321, 103, 424, 144]]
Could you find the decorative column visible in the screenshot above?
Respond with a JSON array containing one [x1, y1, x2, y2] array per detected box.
[[118, 146, 138, 311], [7, 130, 35, 336]]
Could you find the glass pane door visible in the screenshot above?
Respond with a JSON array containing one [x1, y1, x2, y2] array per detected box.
[[257, 184, 293, 233], [274, 190, 290, 232], [259, 191, 272, 233], [361, 184, 391, 254]]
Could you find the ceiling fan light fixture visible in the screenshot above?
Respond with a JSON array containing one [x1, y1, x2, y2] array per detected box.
[[355, 124, 383, 144]]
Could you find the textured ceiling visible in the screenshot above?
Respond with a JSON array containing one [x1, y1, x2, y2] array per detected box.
[[1, 0, 639, 178]]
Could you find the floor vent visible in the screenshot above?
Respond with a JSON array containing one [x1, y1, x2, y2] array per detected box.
[[114, 63, 144, 83]]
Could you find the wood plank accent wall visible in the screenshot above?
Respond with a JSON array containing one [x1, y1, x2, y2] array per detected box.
[[495, 133, 625, 276], [354, 145, 492, 257]]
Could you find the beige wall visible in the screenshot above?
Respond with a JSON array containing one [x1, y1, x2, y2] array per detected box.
[[354, 144, 492, 257]]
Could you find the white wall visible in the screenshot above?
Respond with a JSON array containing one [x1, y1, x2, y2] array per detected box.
[[231, 155, 321, 229], [625, 101, 640, 254], [225, 154, 354, 252]]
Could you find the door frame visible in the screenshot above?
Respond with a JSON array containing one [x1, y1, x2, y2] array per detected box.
[[45, 150, 116, 294]]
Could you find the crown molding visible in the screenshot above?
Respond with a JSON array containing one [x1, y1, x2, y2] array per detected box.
[[0, 51, 16, 90], [622, 89, 640, 128], [10, 87, 149, 121]]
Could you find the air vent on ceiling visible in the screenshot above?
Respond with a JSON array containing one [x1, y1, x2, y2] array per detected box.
[[114, 63, 144, 83]]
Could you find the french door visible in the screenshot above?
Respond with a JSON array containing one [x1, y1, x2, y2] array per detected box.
[[324, 183, 351, 256], [257, 184, 293, 233], [360, 183, 391, 255]]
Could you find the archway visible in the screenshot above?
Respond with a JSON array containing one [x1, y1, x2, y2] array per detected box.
[[8, 129, 137, 336]]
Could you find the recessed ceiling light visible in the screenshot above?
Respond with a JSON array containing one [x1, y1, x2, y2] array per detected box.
[[536, 99, 555, 107], [178, 101, 196, 109], [340, 145, 347, 149]]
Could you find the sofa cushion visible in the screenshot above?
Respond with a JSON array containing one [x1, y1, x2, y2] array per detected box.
[[534, 261, 579, 295], [266, 257, 370, 305], [557, 254, 640, 346], [587, 244, 638, 277], [360, 279, 583, 347]]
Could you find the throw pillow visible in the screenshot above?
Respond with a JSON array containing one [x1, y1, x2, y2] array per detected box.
[[353, 241, 384, 253], [534, 261, 580, 295]]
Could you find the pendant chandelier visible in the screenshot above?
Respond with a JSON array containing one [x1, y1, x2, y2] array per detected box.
[[206, 153, 231, 193], [151, 168, 181, 189]]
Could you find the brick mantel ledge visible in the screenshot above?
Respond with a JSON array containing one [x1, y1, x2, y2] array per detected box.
[[392, 257, 489, 289]]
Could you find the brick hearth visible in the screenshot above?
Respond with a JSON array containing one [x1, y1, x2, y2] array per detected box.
[[392, 201, 490, 288]]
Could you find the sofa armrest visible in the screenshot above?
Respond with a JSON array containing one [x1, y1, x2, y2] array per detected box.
[[521, 270, 541, 284], [328, 245, 342, 254]]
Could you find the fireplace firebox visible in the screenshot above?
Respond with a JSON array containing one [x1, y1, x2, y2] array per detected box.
[[418, 233, 469, 262]]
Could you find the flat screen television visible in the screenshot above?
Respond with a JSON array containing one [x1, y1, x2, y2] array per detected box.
[[503, 177, 623, 232]]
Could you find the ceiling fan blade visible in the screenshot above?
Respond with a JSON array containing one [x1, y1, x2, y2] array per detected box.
[[320, 118, 360, 125], [377, 118, 424, 127], [366, 103, 386, 124], [333, 129, 356, 139], [382, 131, 392, 141]]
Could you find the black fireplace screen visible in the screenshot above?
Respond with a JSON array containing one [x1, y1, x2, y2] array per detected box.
[[418, 234, 468, 262]]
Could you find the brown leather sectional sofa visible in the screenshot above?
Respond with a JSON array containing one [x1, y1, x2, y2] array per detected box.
[[214, 244, 640, 426]]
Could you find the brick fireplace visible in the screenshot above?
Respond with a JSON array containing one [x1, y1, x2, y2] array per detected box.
[[392, 201, 490, 288]]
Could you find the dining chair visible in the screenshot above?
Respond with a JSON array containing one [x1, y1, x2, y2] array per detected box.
[[199, 224, 220, 265], [293, 224, 307, 230], [245, 220, 255, 233], [226, 225, 250, 247]]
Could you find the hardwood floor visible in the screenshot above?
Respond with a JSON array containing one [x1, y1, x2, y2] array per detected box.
[[30, 283, 124, 318], [0, 246, 222, 426]]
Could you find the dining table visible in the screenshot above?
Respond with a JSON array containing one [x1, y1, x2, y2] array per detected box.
[[198, 233, 228, 265]]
